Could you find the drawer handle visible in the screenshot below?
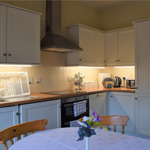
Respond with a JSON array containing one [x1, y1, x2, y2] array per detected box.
[[79, 59, 82, 61], [116, 60, 118, 62], [111, 95, 113, 97], [3, 53, 6, 56], [135, 97, 137, 100], [8, 54, 11, 56], [97, 94, 100, 97]]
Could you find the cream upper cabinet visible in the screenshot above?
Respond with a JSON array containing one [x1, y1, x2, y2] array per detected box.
[[134, 19, 150, 93], [105, 31, 118, 66], [7, 7, 40, 64], [105, 27, 134, 67], [79, 26, 96, 65], [67, 24, 105, 67], [0, 5, 6, 63], [0, 3, 41, 64], [118, 28, 134, 66], [95, 32, 105, 66]]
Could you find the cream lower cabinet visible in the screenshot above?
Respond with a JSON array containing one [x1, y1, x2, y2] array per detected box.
[[67, 24, 105, 67], [20, 100, 61, 130], [135, 94, 150, 136], [90, 93, 107, 116], [0, 106, 19, 150], [105, 27, 134, 66], [108, 92, 135, 133], [0, 4, 40, 64]]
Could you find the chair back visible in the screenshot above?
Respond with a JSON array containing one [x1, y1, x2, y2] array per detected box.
[[79, 115, 129, 134], [0, 119, 48, 150], [100, 115, 129, 134]]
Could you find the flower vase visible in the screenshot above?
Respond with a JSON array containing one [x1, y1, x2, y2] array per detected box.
[[85, 137, 89, 150]]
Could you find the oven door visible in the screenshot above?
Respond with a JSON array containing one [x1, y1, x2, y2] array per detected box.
[[61, 100, 89, 127]]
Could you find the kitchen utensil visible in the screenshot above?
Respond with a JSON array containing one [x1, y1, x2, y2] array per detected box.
[[114, 76, 122, 87], [102, 78, 114, 88], [126, 79, 135, 88], [98, 73, 110, 87], [0, 89, 8, 98]]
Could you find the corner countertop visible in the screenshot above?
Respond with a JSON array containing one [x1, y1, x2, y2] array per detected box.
[[0, 87, 135, 108]]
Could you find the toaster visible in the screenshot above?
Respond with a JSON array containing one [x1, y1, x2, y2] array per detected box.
[[126, 79, 135, 89]]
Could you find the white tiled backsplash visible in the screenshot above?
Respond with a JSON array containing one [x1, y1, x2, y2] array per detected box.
[[0, 52, 135, 93]]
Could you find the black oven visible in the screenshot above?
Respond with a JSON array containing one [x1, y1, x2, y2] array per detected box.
[[61, 95, 89, 127]]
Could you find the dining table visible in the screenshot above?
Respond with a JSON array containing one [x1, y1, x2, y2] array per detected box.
[[9, 127, 150, 150]]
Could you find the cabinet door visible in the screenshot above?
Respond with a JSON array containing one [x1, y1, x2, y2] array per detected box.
[[0, 106, 19, 150], [108, 92, 134, 133], [79, 27, 96, 66], [135, 94, 150, 136], [0, 5, 6, 63], [7, 7, 40, 64], [95, 32, 105, 66], [105, 31, 118, 66], [134, 20, 150, 93], [90, 93, 107, 116], [20, 100, 61, 129], [118, 28, 134, 66]]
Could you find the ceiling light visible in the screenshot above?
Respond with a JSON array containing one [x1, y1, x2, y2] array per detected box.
[[78, 66, 105, 69], [114, 66, 135, 68]]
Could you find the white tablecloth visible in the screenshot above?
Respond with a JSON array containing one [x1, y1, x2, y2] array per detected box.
[[9, 127, 150, 150]]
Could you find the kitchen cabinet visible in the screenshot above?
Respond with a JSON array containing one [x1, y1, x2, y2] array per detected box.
[[108, 92, 135, 133], [135, 94, 150, 136], [133, 19, 150, 136], [0, 106, 19, 150], [0, 5, 6, 63], [0, 3, 41, 64], [118, 28, 134, 66], [105, 31, 118, 66], [90, 92, 107, 116], [105, 27, 134, 66], [20, 100, 61, 129], [67, 24, 105, 67], [134, 19, 150, 94]]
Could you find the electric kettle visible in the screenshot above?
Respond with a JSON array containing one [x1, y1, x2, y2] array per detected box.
[[114, 76, 122, 87]]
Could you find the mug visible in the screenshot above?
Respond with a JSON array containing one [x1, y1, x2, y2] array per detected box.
[[0, 89, 8, 98]]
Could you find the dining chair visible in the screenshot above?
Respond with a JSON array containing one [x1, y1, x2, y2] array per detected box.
[[0, 119, 48, 150], [79, 115, 129, 134]]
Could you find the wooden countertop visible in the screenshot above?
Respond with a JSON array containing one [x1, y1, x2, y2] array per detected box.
[[0, 87, 135, 108]]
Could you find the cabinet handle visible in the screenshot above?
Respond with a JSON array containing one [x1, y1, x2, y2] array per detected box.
[[103, 61, 105, 63], [118, 60, 120, 62], [3, 53, 6, 56], [16, 112, 19, 115], [79, 59, 82, 61], [97, 94, 100, 97], [111, 95, 113, 97], [116, 60, 118, 62], [8, 54, 11, 56], [135, 97, 137, 100]]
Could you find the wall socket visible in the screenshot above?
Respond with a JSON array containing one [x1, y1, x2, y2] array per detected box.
[[35, 77, 41, 83], [28, 78, 33, 84], [123, 76, 129, 79]]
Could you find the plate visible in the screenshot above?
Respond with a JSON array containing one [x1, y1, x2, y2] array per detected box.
[[102, 78, 115, 88]]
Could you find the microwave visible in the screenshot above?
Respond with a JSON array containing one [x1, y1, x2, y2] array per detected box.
[[126, 79, 135, 88]]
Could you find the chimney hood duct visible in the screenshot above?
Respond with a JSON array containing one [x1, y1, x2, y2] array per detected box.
[[41, 0, 83, 53]]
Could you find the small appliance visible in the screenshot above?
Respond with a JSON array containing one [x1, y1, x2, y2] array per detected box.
[[126, 79, 135, 88], [114, 76, 122, 87]]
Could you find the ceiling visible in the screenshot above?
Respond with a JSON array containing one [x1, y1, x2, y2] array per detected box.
[[77, 0, 134, 10]]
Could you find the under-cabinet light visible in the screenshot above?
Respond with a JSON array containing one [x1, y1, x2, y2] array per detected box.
[[78, 66, 105, 69], [114, 66, 135, 68], [0, 64, 32, 67]]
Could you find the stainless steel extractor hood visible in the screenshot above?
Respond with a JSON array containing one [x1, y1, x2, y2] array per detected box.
[[41, 0, 83, 53]]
